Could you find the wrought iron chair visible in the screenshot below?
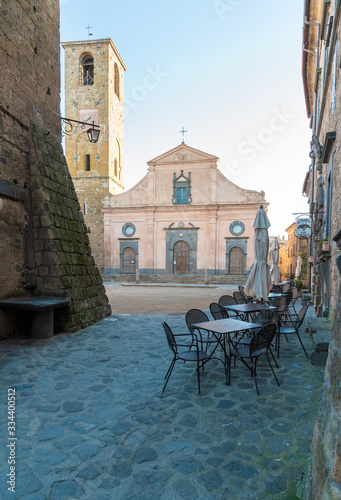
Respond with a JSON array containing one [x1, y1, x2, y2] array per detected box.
[[252, 310, 279, 367], [162, 322, 208, 394], [185, 309, 220, 351], [287, 286, 299, 315], [229, 323, 280, 395], [275, 304, 309, 358], [238, 285, 253, 303], [209, 302, 229, 320], [233, 291, 247, 304], [218, 295, 238, 318]]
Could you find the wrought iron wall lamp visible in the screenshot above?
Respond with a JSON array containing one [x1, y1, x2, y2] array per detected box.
[[60, 117, 100, 143]]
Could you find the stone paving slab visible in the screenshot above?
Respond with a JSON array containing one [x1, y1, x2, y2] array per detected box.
[[0, 308, 324, 499]]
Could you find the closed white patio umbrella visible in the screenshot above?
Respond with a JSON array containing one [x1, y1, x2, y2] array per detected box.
[[269, 237, 280, 285], [244, 205, 272, 302]]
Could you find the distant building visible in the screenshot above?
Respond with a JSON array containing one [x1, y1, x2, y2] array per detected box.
[[103, 142, 268, 281], [269, 235, 289, 282], [285, 223, 308, 279]]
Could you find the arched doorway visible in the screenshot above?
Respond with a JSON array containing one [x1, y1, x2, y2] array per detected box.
[[123, 247, 136, 274], [173, 240, 190, 274], [229, 246, 244, 274]]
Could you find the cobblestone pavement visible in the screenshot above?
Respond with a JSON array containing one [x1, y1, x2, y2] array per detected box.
[[0, 294, 325, 499]]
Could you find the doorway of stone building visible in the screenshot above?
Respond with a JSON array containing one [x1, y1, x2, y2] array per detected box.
[[123, 247, 136, 274], [173, 240, 190, 274], [229, 246, 244, 274]]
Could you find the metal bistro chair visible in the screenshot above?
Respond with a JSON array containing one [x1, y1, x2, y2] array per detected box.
[[238, 285, 253, 303], [162, 322, 209, 394], [185, 309, 220, 352], [233, 291, 247, 304], [287, 287, 299, 315], [229, 323, 280, 395], [218, 295, 239, 318], [273, 296, 290, 345], [209, 303, 236, 347], [209, 302, 229, 320], [230, 310, 278, 368], [275, 304, 309, 359]]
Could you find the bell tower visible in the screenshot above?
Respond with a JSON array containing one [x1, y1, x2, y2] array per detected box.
[[62, 38, 126, 271]]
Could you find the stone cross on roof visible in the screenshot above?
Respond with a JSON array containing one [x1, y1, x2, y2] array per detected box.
[[85, 25, 93, 38], [179, 127, 188, 143]]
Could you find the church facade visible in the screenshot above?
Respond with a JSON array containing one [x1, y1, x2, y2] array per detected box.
[[103, 143, 267, 279]]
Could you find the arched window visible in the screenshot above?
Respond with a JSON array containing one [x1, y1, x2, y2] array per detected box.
[[229, 247, 244, 275], [82, 54, 94, 85], [85, 154, 90, 171], [114, 158, 118, 177], [114, 63, 120, 97]]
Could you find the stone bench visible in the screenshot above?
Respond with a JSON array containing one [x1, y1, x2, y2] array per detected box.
[[0, 297, 70, 339]]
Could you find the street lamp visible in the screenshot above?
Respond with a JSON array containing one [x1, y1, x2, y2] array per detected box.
[[61, 117, 101, 143]]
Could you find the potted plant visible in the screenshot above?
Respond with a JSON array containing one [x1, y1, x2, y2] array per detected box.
[[295, 278, 304, 292], [319, 238, 329, 252]]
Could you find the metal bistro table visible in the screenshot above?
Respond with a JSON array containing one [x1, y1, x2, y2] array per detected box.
[[267, 292, 283, 305], [191, 318, 262, 385], [223, 303, 276, 322]]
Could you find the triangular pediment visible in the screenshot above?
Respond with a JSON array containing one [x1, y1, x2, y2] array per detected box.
[[147, 143, 219, 166]]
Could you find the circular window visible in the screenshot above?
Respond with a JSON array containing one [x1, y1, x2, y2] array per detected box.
[[230, 221, 245, 236], [178, 222, 184, 228], [122, 223, 136, 237]]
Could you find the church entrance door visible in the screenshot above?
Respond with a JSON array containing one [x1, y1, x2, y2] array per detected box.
[[123, 247, 136, 274], [229, 246, 244, 274], [173, 241, 190, 274]]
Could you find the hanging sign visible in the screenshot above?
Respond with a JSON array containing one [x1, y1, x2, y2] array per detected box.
[[296, 218, 311, 239]]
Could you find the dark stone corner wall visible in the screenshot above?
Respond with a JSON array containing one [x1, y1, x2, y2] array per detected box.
[[29, 121, 111, 332], [307, 284, 341, 499], [0, 0, 111, 338]]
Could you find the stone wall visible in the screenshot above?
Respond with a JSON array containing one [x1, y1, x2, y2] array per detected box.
[[29, 121, 111, 331], [303, 1, 341, 498], [71, 176, 110, 271], [0, 0, 111, 338]]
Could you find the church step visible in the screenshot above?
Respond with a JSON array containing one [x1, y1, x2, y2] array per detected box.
[[102, 274, 248, 286]]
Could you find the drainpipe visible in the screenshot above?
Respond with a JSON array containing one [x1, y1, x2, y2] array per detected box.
[[303, 17, 320, 293]]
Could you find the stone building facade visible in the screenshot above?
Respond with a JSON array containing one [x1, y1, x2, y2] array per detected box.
[[103, 143, 267, 281], [302, 0, 341, 497], [284, 223, 309, 279], [0, 0, 110, 338], [62, 39, 126, 271]]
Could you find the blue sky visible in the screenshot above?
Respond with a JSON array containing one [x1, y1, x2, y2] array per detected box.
[[60, 0, 312, 236]]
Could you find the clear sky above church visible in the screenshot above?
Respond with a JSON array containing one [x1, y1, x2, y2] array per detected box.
[[60, 0, 312, 237]]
